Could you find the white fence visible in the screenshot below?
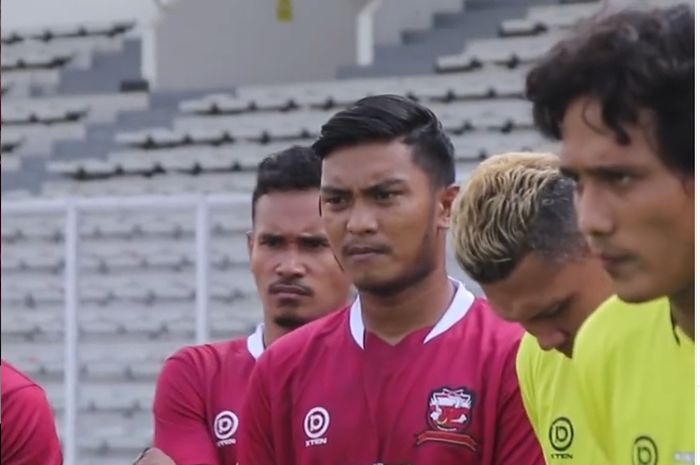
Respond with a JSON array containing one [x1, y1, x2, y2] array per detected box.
[[1, 193, 249, 465]]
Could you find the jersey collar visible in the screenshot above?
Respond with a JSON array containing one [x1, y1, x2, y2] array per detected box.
[[349, 277, 475, 349], [246, 323, 265, 359]]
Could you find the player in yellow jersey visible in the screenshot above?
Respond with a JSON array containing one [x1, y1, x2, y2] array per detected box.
[[450, 152, 613, 464], [526, 5, 694, 464]]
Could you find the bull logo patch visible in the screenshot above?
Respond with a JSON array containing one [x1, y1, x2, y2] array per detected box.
[[416, 387, 479, 452]]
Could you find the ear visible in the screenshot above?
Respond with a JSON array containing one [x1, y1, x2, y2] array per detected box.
[[437, 183, 460, 229]]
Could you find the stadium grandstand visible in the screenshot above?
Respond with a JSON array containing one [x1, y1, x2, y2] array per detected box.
[[0, 0, 688, 464]]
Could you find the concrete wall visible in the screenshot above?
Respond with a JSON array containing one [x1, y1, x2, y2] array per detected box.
[[1, 0, 158, 29], [151, 0, 368, 90], [373, 0, 464, 46]]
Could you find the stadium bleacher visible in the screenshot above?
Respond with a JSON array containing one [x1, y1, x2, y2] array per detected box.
[[1, 1, 685, 463]]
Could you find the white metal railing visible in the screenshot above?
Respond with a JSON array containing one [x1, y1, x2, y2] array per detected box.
[[0, 193, 249, 465], [356, 0, 384, 66]]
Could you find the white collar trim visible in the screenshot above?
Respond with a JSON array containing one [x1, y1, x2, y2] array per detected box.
[[349, 277, 475, 349], [246, 323, 265, 359]]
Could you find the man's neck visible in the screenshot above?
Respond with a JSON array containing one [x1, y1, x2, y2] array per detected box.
[[262, 323, 288, 348], [359, 268, 455, 346], [670, 283, 694, 341]]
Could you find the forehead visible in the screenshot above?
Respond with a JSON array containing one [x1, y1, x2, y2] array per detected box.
[[482, 254, 570, 315], [321, 140, 427, 187], [253, 190, 323, 234], [560, 97, 659, 171]]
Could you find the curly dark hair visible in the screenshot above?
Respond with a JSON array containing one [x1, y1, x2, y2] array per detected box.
[[251, 145, 321, 220], [526, 4, 694, 174]]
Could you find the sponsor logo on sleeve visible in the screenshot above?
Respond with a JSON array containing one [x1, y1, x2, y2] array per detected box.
[[632, 436, 658, 465], [304, 406, 330, 447], [213, 410, 239, 447], [548, 417, 574, 459], [416, 387, 480, 452]]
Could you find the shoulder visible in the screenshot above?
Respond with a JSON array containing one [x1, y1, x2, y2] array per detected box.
[[1, 361, 42, 398], [515, 333, 540, 376], [160, 336, 251, 381], [170, 336, 248, 363], [574, 295, 668, 362], [1, 361, 52, 416], [461, 297, 525, 351], [516, 333, 570, 391]]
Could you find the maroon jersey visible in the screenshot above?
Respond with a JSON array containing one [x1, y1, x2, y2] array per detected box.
[[1, 360, 63, 465], [153, 325, 264, 465], [239, 281, 545, 465]]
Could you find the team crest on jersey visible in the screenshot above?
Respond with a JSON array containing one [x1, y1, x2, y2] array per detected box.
[[416, 387, 479, 452]]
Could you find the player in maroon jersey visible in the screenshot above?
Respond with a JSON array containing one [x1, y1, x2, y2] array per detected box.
[[239, 95, 545, 465], [1, 360, 63, 465], [140, 146, 352, 465]]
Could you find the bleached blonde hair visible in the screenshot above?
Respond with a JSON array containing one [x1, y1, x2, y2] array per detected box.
[[451, 152, 585, 284]]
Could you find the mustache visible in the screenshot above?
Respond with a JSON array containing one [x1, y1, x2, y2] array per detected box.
[[341, 241, 392, 256], [268, 279, 313, 296]]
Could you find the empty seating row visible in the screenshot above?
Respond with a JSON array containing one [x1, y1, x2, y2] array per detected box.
[[2, 298, 259, 342], [2, 296, 260, 338], [26, 159, 481, 199], [1, 132, 25, 152], [0, 66, 61, 91], [56, 411, 152, 453], [49, 148, 286, 176], [179, 66, 528, 115], [1, 267, 256, 303], [1, 21, 135, 46], [499, 2, 602, 36], [39, 172, 258, 197], [436, 32, 566, 72], [2, 102, 88, 125], [1, 51, 73, 71], [43, 380, 155, 413], [2, 235, 250, 270], [4, 92, 149, 126], [2, 35, 126, 62], [108, 98, 532, 152], [499, 0, 686, 36], [2, 122, 87, 155], [445, 1, 651, 70], [2, 153, 22, 173], [49, 126, 542, 183], [1, 204, 251, 240]]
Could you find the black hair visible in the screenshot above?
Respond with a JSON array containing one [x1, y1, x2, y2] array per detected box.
[[312, 94, 456, 186], [526, 4, 694, 174], [251, 145, 321, 220]]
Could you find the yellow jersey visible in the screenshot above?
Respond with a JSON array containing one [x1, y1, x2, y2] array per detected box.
[[516, 333, 606, 464], [573, 296, 694, 465]]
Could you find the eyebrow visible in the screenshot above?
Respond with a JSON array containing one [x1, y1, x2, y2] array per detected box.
[[298, 235, 330, 244], [258, 232, 327, 241], [321, 178, 407, 195], [531, 297, 569, 320], [258, 232, 284, 240], [561, 162, 641, 178]]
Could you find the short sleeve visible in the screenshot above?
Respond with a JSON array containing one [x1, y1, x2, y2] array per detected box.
[[1, 385, 63, 465], [153, 352, 219, 465]]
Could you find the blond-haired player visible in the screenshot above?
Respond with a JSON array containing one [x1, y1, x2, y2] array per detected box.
[[451, 152, 611, 464]]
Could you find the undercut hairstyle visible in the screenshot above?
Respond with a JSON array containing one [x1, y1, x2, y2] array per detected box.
[[251, 145, 322, 221], [312, 94, 456, 187], [526, 4, 694, 174], [451, 152, 587, 284]]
